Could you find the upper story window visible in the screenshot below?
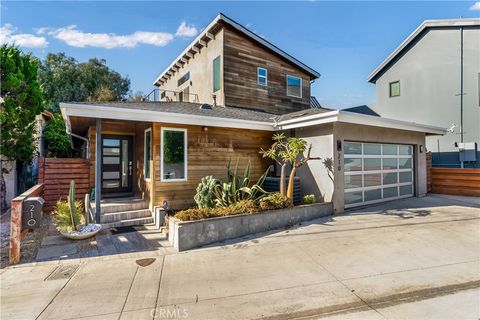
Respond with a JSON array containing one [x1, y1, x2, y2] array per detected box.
[[177, 72, 190, 87], [144, 128, 152, 180], [161, 128, 187, 182], [257, 67, 267, 86], [389, 81, 400, 97], [213, 56, 221, 92], [286, 75, 302, 98]]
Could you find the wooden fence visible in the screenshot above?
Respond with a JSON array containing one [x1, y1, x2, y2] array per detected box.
[[430, 168, 480, 197], [38, 157, 91, 211]]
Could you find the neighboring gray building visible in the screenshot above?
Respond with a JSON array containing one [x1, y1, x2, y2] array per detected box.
[[368, 18, 480, 168]]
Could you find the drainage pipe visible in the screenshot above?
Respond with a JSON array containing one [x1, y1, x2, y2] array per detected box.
[[65, 127, 90, 159]]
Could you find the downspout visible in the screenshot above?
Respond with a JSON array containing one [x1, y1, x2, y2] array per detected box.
[[460, 26, 464, 168]]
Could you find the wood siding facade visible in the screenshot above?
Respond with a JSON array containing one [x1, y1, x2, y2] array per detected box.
[[223, 26, 312, 114], [86, 119, 272, 210]]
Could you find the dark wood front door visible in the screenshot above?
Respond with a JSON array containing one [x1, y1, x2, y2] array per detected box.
[[101, 135, 133, 195]]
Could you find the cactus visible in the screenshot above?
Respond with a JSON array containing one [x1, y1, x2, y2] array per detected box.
[[66, 180, 84, 230], [194, 176, 219, 209]]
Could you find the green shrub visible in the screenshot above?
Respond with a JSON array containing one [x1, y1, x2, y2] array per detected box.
[[176, 200, 259, 221], [52, 199, 85, 233], [259, 192, 290, 211], [303, 194, 316, 204], [194, 176, 219, 209]]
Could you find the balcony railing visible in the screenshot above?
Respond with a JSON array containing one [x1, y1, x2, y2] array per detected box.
[[144, 89, 199, 103]]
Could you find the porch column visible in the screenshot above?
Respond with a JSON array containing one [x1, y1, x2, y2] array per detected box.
[[95, 118, 101, 223]]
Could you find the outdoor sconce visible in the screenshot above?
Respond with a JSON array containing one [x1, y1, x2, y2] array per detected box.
[[202, 126, 208, 132], [420, 145, 424, 153], [337, 140, 342, 151]]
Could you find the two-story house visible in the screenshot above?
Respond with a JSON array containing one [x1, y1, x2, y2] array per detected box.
[[59, 13, 445, 228], [368, 18, 480, 168], [149, 14, 320, 114]]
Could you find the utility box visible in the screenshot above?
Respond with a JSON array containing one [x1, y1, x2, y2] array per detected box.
[[22, 197, 44, 230], [458, 142, 477, 162]]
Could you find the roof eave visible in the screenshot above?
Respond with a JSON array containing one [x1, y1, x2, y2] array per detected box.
[[60, 103, 275, 132]]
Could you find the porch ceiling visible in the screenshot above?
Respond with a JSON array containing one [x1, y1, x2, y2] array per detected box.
[[69, 116, 95, 136]]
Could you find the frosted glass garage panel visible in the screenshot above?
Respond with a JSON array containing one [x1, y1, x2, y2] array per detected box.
[[344, 141, 414, 208], [345, 142, 362, 154], [345, 158, 362, 171]]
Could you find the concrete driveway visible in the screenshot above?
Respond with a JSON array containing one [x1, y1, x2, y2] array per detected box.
[[1, 195, 479, 320]]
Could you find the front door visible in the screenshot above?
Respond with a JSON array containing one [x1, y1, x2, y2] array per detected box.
[[101, 135, 133, 195]]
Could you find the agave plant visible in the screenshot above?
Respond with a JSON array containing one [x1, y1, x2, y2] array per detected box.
[[213, 159, 269, 207]]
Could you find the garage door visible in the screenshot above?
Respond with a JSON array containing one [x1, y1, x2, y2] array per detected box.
[[344, 142, 414, 208]]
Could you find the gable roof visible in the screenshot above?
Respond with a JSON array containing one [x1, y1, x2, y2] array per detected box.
[[153, 13, 320, 86], [368, 18, 480, 83]]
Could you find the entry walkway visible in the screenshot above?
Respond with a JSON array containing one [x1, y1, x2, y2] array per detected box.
[[1, 196, 479, 319]]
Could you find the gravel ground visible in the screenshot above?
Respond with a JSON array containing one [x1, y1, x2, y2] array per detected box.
[[0, 210, 51, 268]]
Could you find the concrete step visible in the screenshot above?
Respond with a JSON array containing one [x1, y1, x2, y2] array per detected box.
[[93, 198, 148, 214], [102, 216, 154, 229], [100, 209, 152, 224]]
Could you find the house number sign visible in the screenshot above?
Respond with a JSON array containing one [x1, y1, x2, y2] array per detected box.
[[22, 197, 44, 230]]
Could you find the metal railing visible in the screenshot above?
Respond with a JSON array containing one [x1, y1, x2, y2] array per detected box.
[[144, 89, 199, 103]]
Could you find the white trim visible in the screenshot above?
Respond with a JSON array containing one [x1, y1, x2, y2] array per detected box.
[[257, 67, 268, 86], [153, 13, 320, 86], [274, 109, 446, 135], [60, 103, 274, 131], [160, 127, 188, 183], [286, 75, 302, 98], [144, 128, 152, 181], [368, 18, 480, 83]]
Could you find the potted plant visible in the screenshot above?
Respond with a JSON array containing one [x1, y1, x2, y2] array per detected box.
[[53, 180, 101, 240]]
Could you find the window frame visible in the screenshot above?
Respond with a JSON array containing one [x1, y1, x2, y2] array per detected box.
[[143, 128, 152, 181], [286, 75, 302, 98], [389, 80, 400, 98], [160, 127, 188, 183], [257, 67, 268, 86]]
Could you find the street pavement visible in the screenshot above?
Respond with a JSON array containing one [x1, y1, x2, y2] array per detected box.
[[1, 195, 479, 320]]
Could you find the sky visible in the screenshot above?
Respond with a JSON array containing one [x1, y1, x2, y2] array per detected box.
[[1, 1, 479, 109]]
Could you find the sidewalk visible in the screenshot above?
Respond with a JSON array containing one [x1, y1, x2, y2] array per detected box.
[[1, 196, 479, 319]]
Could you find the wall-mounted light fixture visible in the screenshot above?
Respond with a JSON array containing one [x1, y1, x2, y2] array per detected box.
[[337, 140, 342, 152], [202, 126, 208, 132], [419, 145, 424, 153]]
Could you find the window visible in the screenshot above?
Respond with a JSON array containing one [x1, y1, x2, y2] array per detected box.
[[144, 128, 152, 180], [286, 75, 302, 98], [389, 81, 400, 97], [177, 72, 190, 87], [257, 67, 267, 86], [161, 128, 187, 182], [213, 56, 221, 92]]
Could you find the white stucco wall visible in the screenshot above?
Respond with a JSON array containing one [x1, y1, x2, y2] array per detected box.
[[372, 27, 480, 154], [158, 29, 224, 106]]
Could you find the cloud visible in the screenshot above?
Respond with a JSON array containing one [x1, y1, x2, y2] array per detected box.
[[469, 2, 480, 10], [0, 24, 48, 48], [45, 25, 175, 49], [175, 21, 198, 38]]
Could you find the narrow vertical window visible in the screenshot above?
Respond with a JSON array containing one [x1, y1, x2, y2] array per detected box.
[[213, 56, 221, 92], [144, 128, 152, 180], [257, 67, 267, 86], [389, 81, 400, 97], [286, 75, 302, 98]]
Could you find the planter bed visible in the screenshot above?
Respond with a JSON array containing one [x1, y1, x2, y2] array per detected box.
[[168, 202, 333, 251]]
